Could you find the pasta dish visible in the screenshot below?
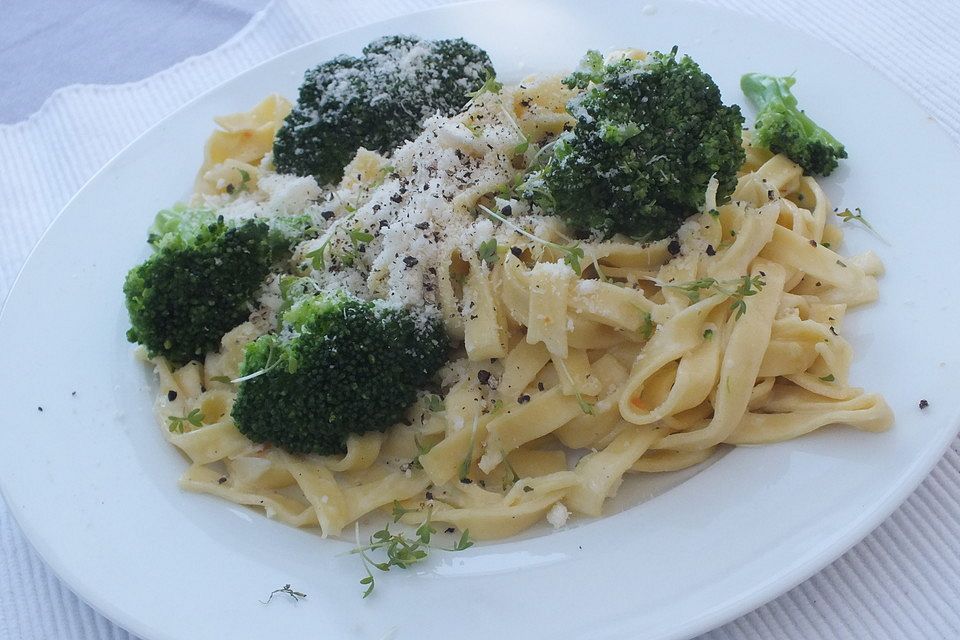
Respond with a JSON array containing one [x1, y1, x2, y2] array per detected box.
[[125, 38, 892, 548]]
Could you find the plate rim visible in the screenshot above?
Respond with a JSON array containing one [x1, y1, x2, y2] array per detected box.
[[1, 2, 959, 639]]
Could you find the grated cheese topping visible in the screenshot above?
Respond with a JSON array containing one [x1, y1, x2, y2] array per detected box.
[[209, 77, 632, 333], [287, 36, 490, 149], [292, 97, 529, 315]]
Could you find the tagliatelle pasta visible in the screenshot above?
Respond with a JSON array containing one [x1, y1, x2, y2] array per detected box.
[[142, 66, 892, 541], [194, 94, 292, 196]]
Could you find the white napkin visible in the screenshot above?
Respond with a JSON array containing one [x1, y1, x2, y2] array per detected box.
[[1, 0, 958, 638]]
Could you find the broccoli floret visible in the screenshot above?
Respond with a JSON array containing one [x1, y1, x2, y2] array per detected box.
[[527, 48, 745, 240], [146, 205, 217, 248], [231, 290, 449, 455], [740, 73, 847, 176], [124, 207, 311, 366], [273, 35, 493, 185]]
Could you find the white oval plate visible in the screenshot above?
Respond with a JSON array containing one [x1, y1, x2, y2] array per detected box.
[[2, 1, 959, 639]]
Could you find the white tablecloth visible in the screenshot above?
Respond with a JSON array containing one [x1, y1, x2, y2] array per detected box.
[[1, 1, 958, 638]]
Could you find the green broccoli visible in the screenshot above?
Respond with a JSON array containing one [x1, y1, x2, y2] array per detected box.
[[526, 48, 745, 240], [231, 289, 449, 455], [124, 207, 311, 366], [273, 35, 494, 185], [740, 73, 847, 176]]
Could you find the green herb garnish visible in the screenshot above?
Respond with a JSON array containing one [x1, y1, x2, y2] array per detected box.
[[425, 394, 445, 412], [667, 275, 766, 319], [478, 238, 499, 267], [640, 312, 655, 340], [729, 275, 764, 319], [577, 397, 596, 415], [836, 207, 885, 242], [237, 169, 252, 191], [230, 335, 292, 383], [466, 69, 503, 101], [349, 227, 375, 245], [464, 70, 528, 157], [501, 454, 520, 490], [459, 426, 477, 481], [554, 357, 595, 415], [167, 408, 204, 434], [497, 174, 525, 200], [408, 434, 435, 471], [305, 241, 330, 271], [479, 204, 585, 275], [261, 584, 306, 604], [370, 164, 395, 189], [352, 506, 473, 598], [668, 277, 718, 302]]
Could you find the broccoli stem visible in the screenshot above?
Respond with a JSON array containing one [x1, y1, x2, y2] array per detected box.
[[740, 73, 847, 176], [740, 74, 845, 149]]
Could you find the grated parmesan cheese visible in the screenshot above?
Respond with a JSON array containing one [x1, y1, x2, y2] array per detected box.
[[546, 502, 570, 529], [292, 98, 528, 318]]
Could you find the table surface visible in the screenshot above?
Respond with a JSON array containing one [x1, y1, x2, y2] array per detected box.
[[1, 0, 959, 639]]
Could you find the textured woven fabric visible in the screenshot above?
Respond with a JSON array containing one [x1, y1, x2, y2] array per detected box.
[[0, 0, 268, 123], [1, 1, 958, 638]]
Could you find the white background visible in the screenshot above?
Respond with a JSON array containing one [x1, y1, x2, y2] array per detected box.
[[1, 0, 958, 638]]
